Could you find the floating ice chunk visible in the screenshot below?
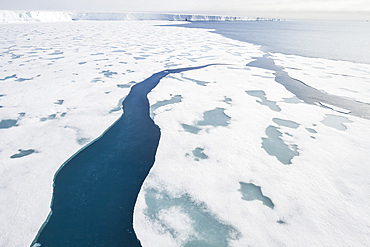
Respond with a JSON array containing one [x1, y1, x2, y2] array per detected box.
[[272, 118, 300, 129], [262, 126, 299, 165], [197, 108, 230, 127], [239, 182, 274, 209], [321, 114, 352, 131]]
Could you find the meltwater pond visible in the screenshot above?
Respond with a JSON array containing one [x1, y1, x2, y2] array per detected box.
[[32, 65, 212, 247]]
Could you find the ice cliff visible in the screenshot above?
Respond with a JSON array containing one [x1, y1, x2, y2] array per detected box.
[[70, 12, 264, 21], [0, 10, 278, 23], [0, 10, 72, 23]]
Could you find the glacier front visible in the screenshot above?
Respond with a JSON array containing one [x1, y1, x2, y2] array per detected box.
[[0, 10, 278, 23]]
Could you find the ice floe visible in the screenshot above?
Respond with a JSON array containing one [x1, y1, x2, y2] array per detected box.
[[0, 19, 369, 247], [136, 49, 370, 246], [0, 20, 260, 247]]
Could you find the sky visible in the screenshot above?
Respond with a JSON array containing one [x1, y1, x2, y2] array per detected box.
[[1, 0, 370, 20]]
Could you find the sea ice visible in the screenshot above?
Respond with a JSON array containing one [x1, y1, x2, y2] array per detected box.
[[136, 50, 370, 246], [271, 53, 370, 104], [0, 20, 261, 247], [1, 19, 369, 247]]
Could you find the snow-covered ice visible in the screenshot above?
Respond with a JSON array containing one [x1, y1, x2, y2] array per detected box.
[[0, 10, 278, 23], [271, 53, 370, 103], [70, 12, 264, 22], [135, 41, 370, 246], [0, 19, 369, 247], [0, 10, 72, 23], [0, 20, 258, 247]]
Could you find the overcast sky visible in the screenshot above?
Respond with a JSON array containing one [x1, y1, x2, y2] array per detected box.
[[1, 0, 370, 20]]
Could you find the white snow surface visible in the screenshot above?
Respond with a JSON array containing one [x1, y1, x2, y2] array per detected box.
[[271, 53, 370, 103], [70, 12, 262, 21], [0, 10, 72, 23], [0, 10, 275, 23], [136, 63, 370, 246], [0, 20, 369, 247]]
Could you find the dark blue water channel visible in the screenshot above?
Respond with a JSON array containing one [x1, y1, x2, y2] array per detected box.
[[32, 65, 213, 247]]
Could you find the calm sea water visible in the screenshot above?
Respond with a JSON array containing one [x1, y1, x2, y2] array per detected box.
[[176, 20, 370, 64], [32, 65, 211, 247]]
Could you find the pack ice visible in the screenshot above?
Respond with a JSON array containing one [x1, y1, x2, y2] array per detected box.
[[0, 20, 369, 247]]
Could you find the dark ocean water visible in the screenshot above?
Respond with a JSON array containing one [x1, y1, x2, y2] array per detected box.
[[32, 65, 212, 247], [175, 20, 370, 64]]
